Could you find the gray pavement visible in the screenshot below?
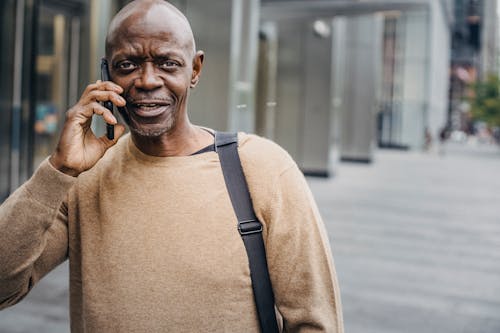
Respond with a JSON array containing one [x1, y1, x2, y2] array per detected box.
[[310, 142, 500, 333], [1, 141, 499, 332]]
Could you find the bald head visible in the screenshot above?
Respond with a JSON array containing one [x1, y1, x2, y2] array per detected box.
[[105, 0, 196, 58]]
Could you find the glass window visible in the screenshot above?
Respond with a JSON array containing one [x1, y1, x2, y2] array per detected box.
[[0, 0, 16, 202], [32, 5, 71, 168]]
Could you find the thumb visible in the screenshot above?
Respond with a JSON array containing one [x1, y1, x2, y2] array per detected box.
[[99, 124, 126, 150]]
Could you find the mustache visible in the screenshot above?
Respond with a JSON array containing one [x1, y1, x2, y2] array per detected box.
[[124, 94, 175, 104]]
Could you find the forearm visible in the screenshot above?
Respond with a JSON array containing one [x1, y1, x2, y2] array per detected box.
[[0, 159, 75, 308], [270, 218, 343, 333], [265, 166, 344, 332]]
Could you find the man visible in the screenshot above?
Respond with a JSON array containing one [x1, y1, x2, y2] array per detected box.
[[0, 0, 343, 332]]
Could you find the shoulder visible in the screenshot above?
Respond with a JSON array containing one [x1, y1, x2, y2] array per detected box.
[[236, 133, 302, 216], [235, 133, 314, 233], [237, 132, 296, 177]]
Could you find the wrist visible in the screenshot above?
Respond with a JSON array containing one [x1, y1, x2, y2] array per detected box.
[[48, 154, 81, 177]]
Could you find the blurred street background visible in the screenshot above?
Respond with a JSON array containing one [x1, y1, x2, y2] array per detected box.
[[2, 0, 500, 332]]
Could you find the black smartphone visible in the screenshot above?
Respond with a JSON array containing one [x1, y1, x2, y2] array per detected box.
[[100, 58, 114, 140]]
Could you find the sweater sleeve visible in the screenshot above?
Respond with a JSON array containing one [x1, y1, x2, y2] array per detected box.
[[264, 164, 344, 333], [0, 158, 76, 309]]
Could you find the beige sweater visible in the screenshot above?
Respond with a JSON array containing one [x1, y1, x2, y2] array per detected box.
[[0, 133, 343, 332]]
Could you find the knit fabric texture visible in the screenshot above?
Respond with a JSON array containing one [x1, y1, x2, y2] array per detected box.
[[0, 133, 343, 332]]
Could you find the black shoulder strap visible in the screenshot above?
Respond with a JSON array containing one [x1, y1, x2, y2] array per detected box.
[[215, 131, 279, 333]]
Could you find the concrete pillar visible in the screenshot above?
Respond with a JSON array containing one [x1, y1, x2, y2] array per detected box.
[[339, 14, 383, 163], [331, 17, 347, 162], [181, 0, 260, 132], [426, 1, 450, 142], [273, 20, 303, 161], [255, 21, 278, 140], [395, 2, 450, 148], [300, 20, 333, 176], [272, 19, 333, 176], [397, 10, 429, 149]]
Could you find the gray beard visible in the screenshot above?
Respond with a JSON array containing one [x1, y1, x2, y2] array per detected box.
[[129, 124, 171, 138], [123, 107, 177, 138]]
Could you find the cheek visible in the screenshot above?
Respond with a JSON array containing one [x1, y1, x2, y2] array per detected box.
[[164, 75, 192, 96], [111, 78, 132, 94]]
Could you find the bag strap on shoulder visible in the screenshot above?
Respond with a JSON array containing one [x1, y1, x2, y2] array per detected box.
[[215, 131, 279, 333]]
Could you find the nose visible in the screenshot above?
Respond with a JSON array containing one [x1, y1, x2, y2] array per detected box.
[[135, 62, 163, 90]]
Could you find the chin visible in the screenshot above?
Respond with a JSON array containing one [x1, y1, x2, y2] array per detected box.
[[129, 125, 172, 138], [122, 106, 178, 138]]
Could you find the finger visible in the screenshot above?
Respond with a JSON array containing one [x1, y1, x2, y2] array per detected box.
[[84, 90, 126, 107], [73, 102, 118, 125], [81, 81, 102, 97], [80, 81, 123, 104], [95, 80, 123, 94], [99, 124, 126, 149], [92, 102, 118, 124]]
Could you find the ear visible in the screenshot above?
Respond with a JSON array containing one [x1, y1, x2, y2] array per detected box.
[[190, 50, 204, 88]]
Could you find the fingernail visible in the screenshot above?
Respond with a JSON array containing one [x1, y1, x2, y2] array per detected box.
[[111, 115, 117, 124]]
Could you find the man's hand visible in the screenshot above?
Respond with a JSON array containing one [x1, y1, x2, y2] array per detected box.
[[49, 80, 127, 177]]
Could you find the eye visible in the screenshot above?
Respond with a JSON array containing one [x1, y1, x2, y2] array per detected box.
[[116, 60, 138, 72], [158, 60, 180, 70]]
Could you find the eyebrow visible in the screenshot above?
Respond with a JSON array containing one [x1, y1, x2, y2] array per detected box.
[[112, 49, 187, 63]]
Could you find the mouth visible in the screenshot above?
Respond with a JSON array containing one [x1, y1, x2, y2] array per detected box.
[[128, 100, 171, 118]]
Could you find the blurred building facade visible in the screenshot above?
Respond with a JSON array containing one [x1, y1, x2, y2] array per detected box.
[[449, 0, 499, 132], [0, 0, 492, 201], [1, 0, 104, 201], [259, 0, 453, 170]]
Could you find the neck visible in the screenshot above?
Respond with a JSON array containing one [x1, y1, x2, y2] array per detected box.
[[131, 119, 213, 157]]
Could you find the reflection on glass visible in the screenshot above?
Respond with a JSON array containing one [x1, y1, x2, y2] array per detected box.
[[0, 0, 16, 201], [33, 8, 69, 167]]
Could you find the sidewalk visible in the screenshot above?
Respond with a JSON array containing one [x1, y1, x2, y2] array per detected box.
[[309, 142, 500, 333], [1, 142, 499, 332]]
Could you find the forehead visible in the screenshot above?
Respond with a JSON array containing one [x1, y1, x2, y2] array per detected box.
[[107, 3, 194, 57]]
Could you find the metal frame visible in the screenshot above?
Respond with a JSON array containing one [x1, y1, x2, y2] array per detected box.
[[261, 1, 428, 21]]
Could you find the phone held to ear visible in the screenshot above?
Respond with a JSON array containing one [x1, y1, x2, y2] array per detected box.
[[100, 58, 115, 140]]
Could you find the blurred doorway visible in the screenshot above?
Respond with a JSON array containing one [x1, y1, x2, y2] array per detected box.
[[0, 0, 17, 201], [32, 1, 81, 168], [1, 0, 84, 201]]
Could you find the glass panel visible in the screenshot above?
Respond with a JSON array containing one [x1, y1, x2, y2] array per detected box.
[[32, 5, 70, 168], [0, 0, 16, 201]]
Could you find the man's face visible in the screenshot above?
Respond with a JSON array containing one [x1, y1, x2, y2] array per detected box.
[[107, 7, 201, 137]]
